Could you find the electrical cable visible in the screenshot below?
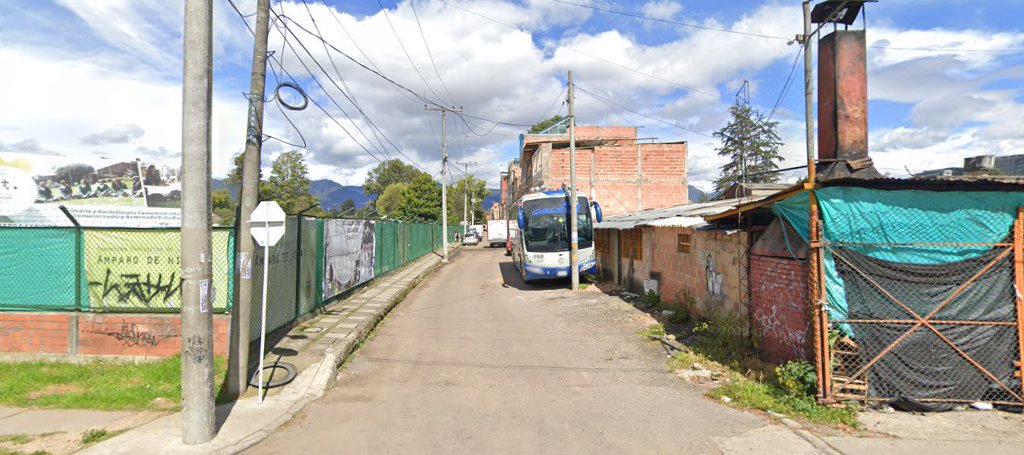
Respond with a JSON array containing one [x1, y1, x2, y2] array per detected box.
[[574, 84, 711, 138], [376, 0, 447, 104], [766, 49, 803, 121]]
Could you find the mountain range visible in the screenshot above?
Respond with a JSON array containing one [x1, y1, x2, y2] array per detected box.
[[211, 178, 706, 211]]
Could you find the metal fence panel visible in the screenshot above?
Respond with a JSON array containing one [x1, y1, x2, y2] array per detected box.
[[249, 218, 299, 340], [0, 227, 81, 311], [296, 217, 320, 315]]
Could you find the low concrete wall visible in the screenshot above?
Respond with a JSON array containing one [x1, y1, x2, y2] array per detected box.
[[0, 312, 230, 359]]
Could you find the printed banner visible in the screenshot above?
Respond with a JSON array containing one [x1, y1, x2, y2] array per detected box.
[[0, 152, 182, 226], [323, 219, 375, 300], [84, 230, 231, 310]]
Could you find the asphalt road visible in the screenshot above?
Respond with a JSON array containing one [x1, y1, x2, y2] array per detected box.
[[247, 246, 819, 454]]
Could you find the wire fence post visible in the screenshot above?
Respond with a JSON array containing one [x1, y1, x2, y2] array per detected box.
[[58, 206, 84, 312], [1014, 207, 1024, 398]]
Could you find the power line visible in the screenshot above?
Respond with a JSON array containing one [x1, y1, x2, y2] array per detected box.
[[547, 0, 791, 42], [228, 0, 388, 165], [410, 0, 458, 106], [443, 1, 718, 98], [766, 49, 803, 121], [273, 8, 442, 171], [377, 0, 447, 104], [574, 84, 711, 138]]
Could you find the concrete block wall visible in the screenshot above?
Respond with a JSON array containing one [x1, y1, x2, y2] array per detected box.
[[649, 227, 749, 323], [0, 312, 230, 358], [750, 255, 810, 363]]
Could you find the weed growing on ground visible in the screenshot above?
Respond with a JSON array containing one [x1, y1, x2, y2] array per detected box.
[[578, 283, 590, 290], [0, 356, 226, 411], [638, 291, 660, 309], [639, 323, 666, 338], [709, 378, 859, 428], [81, 429, 109, 445], [775, 360, 817, 397]]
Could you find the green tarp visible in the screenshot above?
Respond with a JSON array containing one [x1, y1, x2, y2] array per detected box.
[[774, 186, 1024, 322]]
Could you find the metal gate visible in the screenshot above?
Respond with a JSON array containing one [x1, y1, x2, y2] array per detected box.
[[815, 208, 1024, 407]]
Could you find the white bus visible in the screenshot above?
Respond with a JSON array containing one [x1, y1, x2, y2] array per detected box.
[[511, 189, 603, 283]]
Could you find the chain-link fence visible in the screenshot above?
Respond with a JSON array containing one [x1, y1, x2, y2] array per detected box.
[[821, 210, 1024, 408]]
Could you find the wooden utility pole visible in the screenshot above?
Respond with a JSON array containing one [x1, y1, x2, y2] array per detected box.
[[180, 0, 215, 443], [426, 106, 461, 261], [568, 71, 579, 291], [227, 0, 271, 400]]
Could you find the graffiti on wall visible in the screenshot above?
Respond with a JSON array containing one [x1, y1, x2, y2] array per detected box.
[[753, 306, 808, 360], [698, 250, 723, 301], [90, 319, 178, 347], [84, 230, 230, 310]]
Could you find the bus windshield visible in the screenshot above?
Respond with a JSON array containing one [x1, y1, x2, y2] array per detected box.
[[522, 196, 593, 253]]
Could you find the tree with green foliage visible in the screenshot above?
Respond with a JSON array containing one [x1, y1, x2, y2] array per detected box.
[[394, 173, 441, 222], [363, 159, 427, 197], [331, 198, 357, 218], [375, 182, 408, 218], [212, 188, 235, 225], [712, 103, 784, 195], [528, 114, 565, 134], [265, 150, 322, 215], [446, 176, 489, 224]]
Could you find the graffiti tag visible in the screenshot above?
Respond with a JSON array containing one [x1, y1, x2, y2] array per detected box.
[[753, 306, 808, 360], [92, 320, 177, 347], [185, 334, 207, 364], [88, 268, 181, 307]]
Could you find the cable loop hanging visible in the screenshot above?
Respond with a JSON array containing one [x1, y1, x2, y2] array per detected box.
[[275, 82, 308, 111]]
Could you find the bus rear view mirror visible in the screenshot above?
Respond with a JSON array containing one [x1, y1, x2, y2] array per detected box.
[[591, 201, 603, 223], [517, 206, 526, 229]]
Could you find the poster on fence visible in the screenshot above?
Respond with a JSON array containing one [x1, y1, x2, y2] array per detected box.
[[323, 219, 375, 301], [0, 152, 182, 226], [84, 230, 231, 310]]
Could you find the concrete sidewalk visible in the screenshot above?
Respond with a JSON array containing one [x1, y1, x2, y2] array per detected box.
[[79, 247, 455, 455]]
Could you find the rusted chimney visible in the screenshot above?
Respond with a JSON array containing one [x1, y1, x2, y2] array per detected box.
[[812, 1, 880, 179]]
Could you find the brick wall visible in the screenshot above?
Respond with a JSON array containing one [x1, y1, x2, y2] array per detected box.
[[542, 142, 687, 217], [649, 227, 748, 323], [0, 312, 230, 358], [750, 255, 810, 363]]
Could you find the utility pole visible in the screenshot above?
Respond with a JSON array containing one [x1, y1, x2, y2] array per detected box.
[[426, 106, 461, 261], [802, 0, 815, 183], [180, 0, 214, 444], [227, 0, 270, 400], [455, 161, 476, 235], [567, 71, 579, 291]]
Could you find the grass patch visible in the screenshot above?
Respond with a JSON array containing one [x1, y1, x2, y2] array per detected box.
[[710, 378, 859, 428], [638, 323, 665, 338], [578, 283, 590, 290], [0, 449, 49, 455], [0, 356, 226, 411], [81, 428, 124, 445], [0, 435, 32, 445]]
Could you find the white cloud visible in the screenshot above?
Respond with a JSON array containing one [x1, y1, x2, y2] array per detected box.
[[641, 1, 683, 21], [81, 124, 146, 145]]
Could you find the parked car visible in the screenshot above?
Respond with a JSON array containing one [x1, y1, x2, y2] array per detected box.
[[463, 228, 480, 246]]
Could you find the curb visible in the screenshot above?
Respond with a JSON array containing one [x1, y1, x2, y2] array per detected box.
[[775, 415, 845, 455]]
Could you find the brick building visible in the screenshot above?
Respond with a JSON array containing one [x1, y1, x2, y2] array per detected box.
[[504, 122, 687, 217]]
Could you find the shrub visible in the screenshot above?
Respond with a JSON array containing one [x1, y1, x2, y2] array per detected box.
[[775, 360, 817, 397]]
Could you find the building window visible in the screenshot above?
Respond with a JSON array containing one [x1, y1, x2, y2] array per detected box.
[[677, 233, 692, 253], [620, 228, 643, 260]]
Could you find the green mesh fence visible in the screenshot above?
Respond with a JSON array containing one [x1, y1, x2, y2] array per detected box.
[[0, 227, 82, 311]]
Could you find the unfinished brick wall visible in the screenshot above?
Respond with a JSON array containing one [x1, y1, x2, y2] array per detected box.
[[0, 312, 230, 358], [750, 255, 810, 363], [544, 142, 687, 217], [649, 226, 749, 324]]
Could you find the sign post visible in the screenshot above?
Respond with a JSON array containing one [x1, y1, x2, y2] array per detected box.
[[249, 200, 285, 403]]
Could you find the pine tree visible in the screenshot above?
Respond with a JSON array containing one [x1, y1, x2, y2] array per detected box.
[[712, 103, 784, 195]]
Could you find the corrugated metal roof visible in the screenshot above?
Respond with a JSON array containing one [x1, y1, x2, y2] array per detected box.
[[595, 197, 753, 230]]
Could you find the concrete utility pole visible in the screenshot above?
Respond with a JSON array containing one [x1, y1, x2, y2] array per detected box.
[[456, 161, 476, 234], [180, 0, 215, 443], [426, 106, 461, 261], [227, 0, 271, 400], [802, 0, 816, 183], [567, 71, 580, 291]]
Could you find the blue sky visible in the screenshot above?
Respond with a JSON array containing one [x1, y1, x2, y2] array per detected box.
[[1, 0, 1023, 192]]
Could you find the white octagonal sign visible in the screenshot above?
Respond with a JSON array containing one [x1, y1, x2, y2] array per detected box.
[[250, 200, 286, 246]]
